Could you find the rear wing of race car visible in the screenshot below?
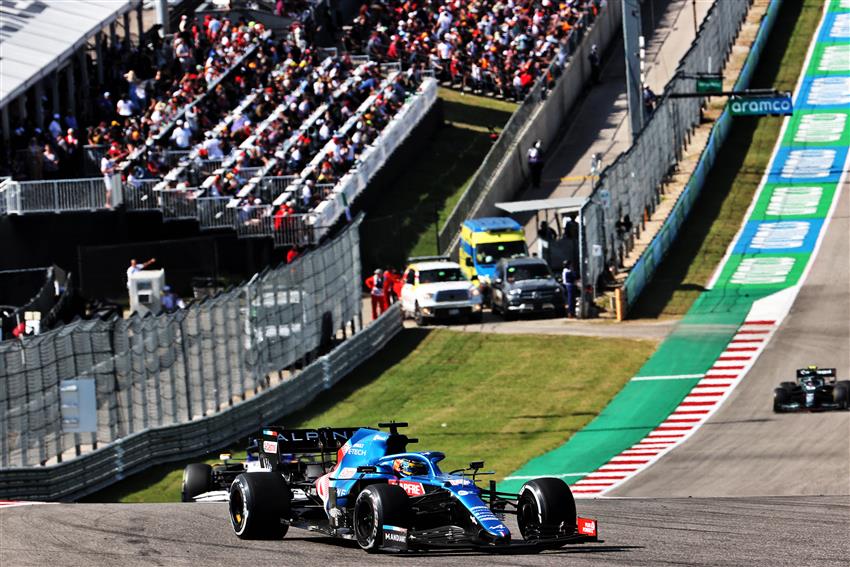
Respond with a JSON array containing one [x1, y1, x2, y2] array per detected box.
[[796, 368, 836, 382], [259, 426, 363, 466]]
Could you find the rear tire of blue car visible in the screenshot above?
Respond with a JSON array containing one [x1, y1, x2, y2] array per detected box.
[[517, 478, 576, 547], [354, 484, 410, 553], [181, 463, 213, 502], [229, 473, 291, 540], [834, 381, 850, 409]]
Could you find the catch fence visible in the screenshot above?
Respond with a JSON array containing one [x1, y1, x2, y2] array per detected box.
[[579, 0, 752, 297], [0, 219, 364, 469]]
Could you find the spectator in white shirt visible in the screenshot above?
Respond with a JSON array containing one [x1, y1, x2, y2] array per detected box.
[[116, 97, 135, 117], [171, 120, 191, 148], [203, 133, 225, 159]]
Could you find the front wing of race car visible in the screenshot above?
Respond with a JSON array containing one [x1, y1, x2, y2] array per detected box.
[[379, 517, 599, 552], [774, 400, 846, 412]]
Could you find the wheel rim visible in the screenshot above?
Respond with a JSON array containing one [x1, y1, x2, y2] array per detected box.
[[517, 497, 540, 539], [355, 498, 376, 546], [229, 485, 246, 532]]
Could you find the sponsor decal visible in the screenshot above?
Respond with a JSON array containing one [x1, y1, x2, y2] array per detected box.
[[806, 77, 850, 106], [780, 149, 836, 179], [793, 113, 847, 143], [457, 490, 470, 496], [577, 517, 597, 536], [766, 186, 823, 216], [336, 467, 358, 480], [262, 440, 277, 453], [818, 45, 850, 73], [729, 257, 795, 285], [469, 505, 503, 524], [448, 478, 472, 486], [372, 433, 388, 441], [347, 447, 367, 456], [829, 13, 849, 39], [388, 479, 425, 496], [729, 95, 793, 116], [382, 525, 408, 544]]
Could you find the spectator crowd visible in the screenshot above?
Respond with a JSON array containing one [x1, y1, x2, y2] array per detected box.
[[344, 0, 600, 99]]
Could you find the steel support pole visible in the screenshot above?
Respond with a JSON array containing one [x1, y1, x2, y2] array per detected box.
[[1, 105, 10, 145], [155, 0, 170, 36], [137, 3, 145, 42], [95, 33, 105, 84], [66, 63, 76, 121], [622, 0, 644, 140]]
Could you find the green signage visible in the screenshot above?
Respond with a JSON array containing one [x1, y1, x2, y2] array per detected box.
[[696, 77, 723, 94]]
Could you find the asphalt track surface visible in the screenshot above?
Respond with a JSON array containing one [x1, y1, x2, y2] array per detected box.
[[1, 496, 847, 567], [612, 181, 850, 498]]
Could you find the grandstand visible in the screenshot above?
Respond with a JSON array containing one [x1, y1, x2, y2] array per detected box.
[[1, 1, 439, 252]]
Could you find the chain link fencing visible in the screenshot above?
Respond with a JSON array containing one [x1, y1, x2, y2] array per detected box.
[[579, 0, 752, 296], [0, 218, 364, 469]]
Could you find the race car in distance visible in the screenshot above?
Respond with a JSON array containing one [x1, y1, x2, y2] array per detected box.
[[181, 440, 268, 502], [220, 422, 599, 553], [773, 367, 850, 412], [399, 257, 483, 325]]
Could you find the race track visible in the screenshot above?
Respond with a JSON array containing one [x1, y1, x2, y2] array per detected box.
[[1, 496, 847, 567], [611, 181, 850, 498]]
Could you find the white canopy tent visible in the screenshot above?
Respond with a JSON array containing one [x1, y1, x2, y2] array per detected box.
[[0, 0, 138, 111]]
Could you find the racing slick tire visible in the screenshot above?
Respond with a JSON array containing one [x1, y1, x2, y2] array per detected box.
[[779, 381, 795, 391], [517, 477, 576, 547], [229, 473, 291, 540], [353, 484, 410, 553], [773, 387, 790, 413], [181, 463, 213, 502], [833, 381, 850, 409]]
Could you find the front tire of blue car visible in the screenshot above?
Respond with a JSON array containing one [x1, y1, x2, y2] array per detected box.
[[517, 478, 576, 547], [229, 473, 291, 540], [354, 484, 410, 553]]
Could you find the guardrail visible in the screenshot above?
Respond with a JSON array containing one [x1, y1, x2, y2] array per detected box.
[[438, 2, 618, 253], [0, 305, 402, 502], [580, 0, 752, 300], [621, 0, 780, 308]]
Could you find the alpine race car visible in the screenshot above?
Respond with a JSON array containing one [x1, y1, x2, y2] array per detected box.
[[213, 422, 598, 552], [773, 367, 850, 412], [181, 440, 268, 502]]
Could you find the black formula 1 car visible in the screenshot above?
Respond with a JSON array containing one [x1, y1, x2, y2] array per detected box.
[[773, 367, 850, 412], [186, 422, 599, 553]]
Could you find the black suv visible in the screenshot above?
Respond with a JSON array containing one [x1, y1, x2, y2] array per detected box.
[[490, 257, 565, 319]]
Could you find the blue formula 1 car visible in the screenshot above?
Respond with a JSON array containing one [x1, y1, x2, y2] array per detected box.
[[224, 422, 598, 553]]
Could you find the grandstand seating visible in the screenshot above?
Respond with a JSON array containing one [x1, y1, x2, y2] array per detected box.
[[2, 1, 598, 249], [343, 0, 600, 99]]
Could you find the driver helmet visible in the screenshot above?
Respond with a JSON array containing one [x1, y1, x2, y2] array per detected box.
[[393, 458, 426, 477]]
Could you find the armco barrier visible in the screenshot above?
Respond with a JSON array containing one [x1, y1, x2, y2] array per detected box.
[[439, 1, 623, 254], [623, 0, 781, 307], [0, 305, 402, 501]]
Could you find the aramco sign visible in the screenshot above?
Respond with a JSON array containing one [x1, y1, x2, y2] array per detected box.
[[729, 94, 794, 117]]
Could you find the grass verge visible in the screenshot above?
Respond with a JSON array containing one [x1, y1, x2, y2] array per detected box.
[[359, 88, 516, 269], [631, 0, 825, 318], [85, 329, 654, 502]]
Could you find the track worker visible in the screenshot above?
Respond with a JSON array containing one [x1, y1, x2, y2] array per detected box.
[[365, 268, 387, 319], [527, 139, 544, 189], [561, 260, 578, 319]]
